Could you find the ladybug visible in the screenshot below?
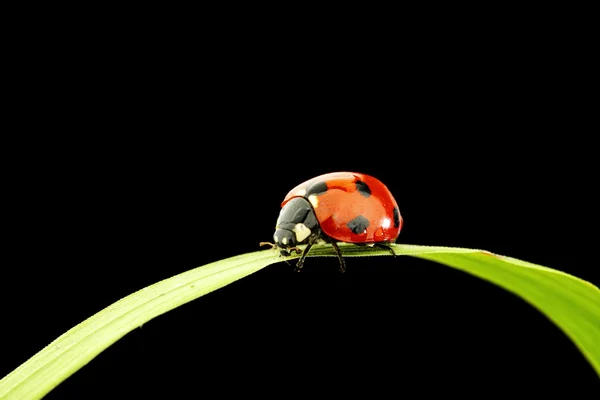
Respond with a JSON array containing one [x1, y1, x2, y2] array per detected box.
[[261, 172, 403, 272]]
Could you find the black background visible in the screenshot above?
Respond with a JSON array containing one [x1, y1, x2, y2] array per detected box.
[[2, 13, 599, 399]]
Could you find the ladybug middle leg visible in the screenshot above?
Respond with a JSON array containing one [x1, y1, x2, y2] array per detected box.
[[294, 234, 347, 273], [320, 235, 346, 273], [329, 241, 346, 273]]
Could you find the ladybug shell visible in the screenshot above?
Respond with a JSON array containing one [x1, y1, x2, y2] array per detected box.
[[282, 172, 402, 244]]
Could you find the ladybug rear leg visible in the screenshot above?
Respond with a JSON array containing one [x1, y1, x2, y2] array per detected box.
[[360, 242, 397, 257], [373, 243, 397, 257]]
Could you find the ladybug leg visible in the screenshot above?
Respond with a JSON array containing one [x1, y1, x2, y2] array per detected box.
[[317, 235, 346, 272], [294, 233, 324, 271], [294, 241, 315, 272], [259, 241, 276, 249], [373, 243, 397, 257], [288, 246, 303, 255], [329, 241, 346, 273]]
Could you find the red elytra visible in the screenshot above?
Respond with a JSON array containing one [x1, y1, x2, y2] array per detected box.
[[282, 171, 402, 244]]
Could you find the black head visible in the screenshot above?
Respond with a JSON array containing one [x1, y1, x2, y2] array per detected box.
[[273, 228, 297, 256]]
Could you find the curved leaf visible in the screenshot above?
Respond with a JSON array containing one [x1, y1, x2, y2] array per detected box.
[[1, 244, 598, 399]]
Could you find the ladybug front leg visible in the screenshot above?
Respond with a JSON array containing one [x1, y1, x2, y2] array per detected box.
[[294, 238, 316, 272], [294, 232, 327, 272]]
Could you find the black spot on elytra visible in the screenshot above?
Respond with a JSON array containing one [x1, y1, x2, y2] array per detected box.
[[393, 207, 400, 228], [347, 215, 370, 235], [355, 180, 371, 197], [305, 181, 328, 196]]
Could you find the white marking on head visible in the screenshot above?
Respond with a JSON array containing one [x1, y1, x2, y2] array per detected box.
[[281, 237, 288, 245], [308, 194, 319, 208], [293, 223, 312, 242], [382, 218, 391, 229], [296, 189, 306, 196], [273, 235, 279, 243]]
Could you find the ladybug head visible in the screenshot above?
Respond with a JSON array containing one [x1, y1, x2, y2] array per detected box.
[[272, 197, 319, 256], [273, 227, 297, 256]]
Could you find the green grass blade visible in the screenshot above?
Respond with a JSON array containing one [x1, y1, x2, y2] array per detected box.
[[308, 243, 600, 375], [1, 244, 598, 399], [0, 250, 281, 400]]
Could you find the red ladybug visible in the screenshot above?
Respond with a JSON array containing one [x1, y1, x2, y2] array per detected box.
[[261, 172, 403, 272]]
